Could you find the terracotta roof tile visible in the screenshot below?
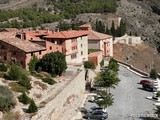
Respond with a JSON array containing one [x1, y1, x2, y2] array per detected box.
[[44, 30, 89, 39], [88, 30, 112, 40], [1, 38, 46, 53], [88, 51, 102, 57], [0, 32, 16, 39]]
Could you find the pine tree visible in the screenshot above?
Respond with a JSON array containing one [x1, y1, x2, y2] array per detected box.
[[18, 92, 30, 104], [110, 21, 116, 37], [27, 99, 38, 113]]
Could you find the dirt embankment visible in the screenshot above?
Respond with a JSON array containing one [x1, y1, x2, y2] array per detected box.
[[113, 43, 160, 73]]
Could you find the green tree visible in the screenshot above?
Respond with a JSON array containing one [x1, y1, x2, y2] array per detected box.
[[18, 92, 30, 104], [150, 68, 157, 79], [28, 55, 39, 72], [27, 99, 38, 113], [110, 21, 116, 37], [95, 90, 113, 108], [108, 58, 119, 74], [155, 106, 160, 118], [84, 61, 96, 69], [39, 52, 67, 76]]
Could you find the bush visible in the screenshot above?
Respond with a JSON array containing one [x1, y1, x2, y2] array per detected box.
[[42, 77, 56, 85], [7, 65, 28, 80], [9, 82, 28, 93], [0, 86, 16, 112], [28, 55, 39, 72], [150, 68, 157, 79], [0, 63, 8, 72], [39, 51, 67, 76], [84, 61, 96, 69], [18, 92, 31, 104], [0, 72, 5, 78], [27, 99, 38, 113], [18, 75, 31, 90]]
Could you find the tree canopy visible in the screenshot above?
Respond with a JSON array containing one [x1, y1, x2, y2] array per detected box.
[[38, 51, 67, 76]]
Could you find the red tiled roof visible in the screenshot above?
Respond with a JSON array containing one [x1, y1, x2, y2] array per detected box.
[[0, 32, 16, 39], [44, 30, 89, 39], [0, 38, 46, 53], [3, 28, 20, 32], [88, 51, 102, 57], [88, 30, 112, 40]]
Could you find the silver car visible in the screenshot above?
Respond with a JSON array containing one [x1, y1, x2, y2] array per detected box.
[[86, 110, 108, 120]]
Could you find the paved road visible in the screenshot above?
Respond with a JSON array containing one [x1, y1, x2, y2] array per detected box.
[[106, 66, 156, 120]]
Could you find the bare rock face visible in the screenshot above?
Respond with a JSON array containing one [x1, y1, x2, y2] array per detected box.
[[116, 0, 160, 47]]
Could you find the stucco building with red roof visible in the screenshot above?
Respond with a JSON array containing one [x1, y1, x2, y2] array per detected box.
[[80, 24, 113, 65], [0, 28, 89, 68], [43, 30, 89, 64], [0, 37, 46, 68], [80, 24, 113, 57]]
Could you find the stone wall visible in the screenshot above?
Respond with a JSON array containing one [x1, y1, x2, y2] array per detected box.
[[31, 69, 86, 120]]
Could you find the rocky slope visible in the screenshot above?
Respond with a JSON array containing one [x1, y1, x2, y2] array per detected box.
[[113, 43, 160, 74], [116, 0, 160, 47]]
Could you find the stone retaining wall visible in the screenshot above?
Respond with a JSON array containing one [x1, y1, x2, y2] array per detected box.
[[31, 69, 85, 120]]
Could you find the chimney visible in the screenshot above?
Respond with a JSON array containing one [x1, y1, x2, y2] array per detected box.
[[22, 33, 26, 40], [52, 30, 55, 34], [46, 28, 49, 33], [57, 28, 59, 32]]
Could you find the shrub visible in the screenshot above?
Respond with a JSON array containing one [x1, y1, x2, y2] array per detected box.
[[27, 99, 38, 113], [0, 63, 8, 72], [39, 51, 67, 76], [9, 82, 28, 93], [18, 92, 31, 104], [0, 72, 5, 78], [150, 68, 157, 79], [84, 61, 96, 69], [7, 65, 28, 80], [0, 86, 16, 112], [18, 75, 31, 90], [28, 55, 39, 72], [42, 77, 56, 85]]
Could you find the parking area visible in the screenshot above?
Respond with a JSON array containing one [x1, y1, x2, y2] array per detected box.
[[82, 66, 157, 120]]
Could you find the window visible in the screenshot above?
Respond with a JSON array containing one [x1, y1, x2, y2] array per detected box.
[[39, 51, 41, 55], [12, 60, 15, 63], [56, 47, 58, 49], [0, 45, 5, 49], [81, 44, 83, 47], [81, 51, 83, 55], [13, 52, 16, 55], [31, 52, 33, 56], [4, 56, 7, 60], [71, 54, 77, 59], [50, 47, 52, 50]]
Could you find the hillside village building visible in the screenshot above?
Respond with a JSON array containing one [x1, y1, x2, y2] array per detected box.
[[0, 29, 89, 68], [0, 25, 113, 68], [80, 24, 113, 65]]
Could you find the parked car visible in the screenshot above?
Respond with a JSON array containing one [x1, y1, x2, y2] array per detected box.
[[140, 80, 158, 86], [88, 96, 105, 103], [142, 83, 158, 92], [86, 110, 108, 120]]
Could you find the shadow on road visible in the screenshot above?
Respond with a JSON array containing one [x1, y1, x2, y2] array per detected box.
[[137, 87, 152, 92]]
